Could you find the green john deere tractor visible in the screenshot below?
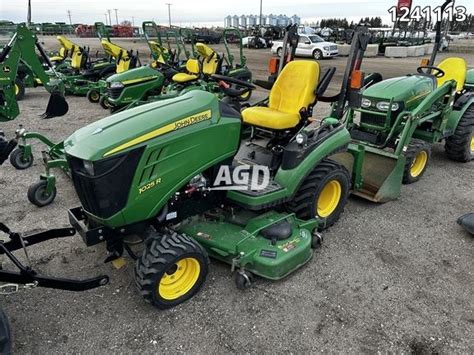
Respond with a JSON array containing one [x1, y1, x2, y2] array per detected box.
[[330, 0, 473, 203], [23, 52, 356, 308]]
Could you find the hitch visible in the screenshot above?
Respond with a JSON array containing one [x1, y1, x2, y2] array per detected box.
[[0, 223, 109, 292]]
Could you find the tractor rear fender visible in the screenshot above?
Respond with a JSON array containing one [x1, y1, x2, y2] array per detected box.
[[444, 95, 474, 138], [274, 125, 351, 196]]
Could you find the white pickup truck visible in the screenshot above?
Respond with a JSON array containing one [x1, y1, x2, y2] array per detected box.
[[271, 34, 338, 60]]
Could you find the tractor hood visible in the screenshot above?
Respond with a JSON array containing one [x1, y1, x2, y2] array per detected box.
[[64, 90, 220, 161], [363, 75, 435, 109], [107, 65, 162, 84]]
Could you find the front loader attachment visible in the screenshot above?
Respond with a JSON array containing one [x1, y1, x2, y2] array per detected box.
[[41, 92, 69, 119], [332, 144, 405, 203]]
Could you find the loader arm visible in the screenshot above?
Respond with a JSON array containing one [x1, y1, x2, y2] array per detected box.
[[0, 24, 68, 122]]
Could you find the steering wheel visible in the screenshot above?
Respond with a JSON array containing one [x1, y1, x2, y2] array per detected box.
[[417, 66, 445, 78], [210, 74, 256, 99], [211, 74, 256, 89]]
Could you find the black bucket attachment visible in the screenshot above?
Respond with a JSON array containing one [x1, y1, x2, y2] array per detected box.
[[40, 92, 69, 119], [457, 213, 474, 235], [0, 132, 17, 166]]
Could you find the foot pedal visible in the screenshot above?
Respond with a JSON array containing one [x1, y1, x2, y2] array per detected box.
[[111, 257, 127, 269]]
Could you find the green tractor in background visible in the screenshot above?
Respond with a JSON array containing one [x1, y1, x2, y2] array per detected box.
[[101, 27, 252, 112], [331, 0, 473, 203], [57, 22, 139, 99]]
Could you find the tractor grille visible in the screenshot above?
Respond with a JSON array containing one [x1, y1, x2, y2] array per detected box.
[[107, 87, 124, 100], [360, 112, 388, 127], [67, 148, 143, 219]]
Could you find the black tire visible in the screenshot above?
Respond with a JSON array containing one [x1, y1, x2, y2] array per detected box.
[[313, 49, 323, 60], [134, 230, 209, 309], [9, 147, 33, 170], [15, 78, 26, 101], [403, 139, 431, 184], [0, 308, 11, 355], [99, 95, 111, 110], [235, 271, 253, 290], [445, 105, 474, 162], [287, 159, 350, 230], [27, 180, 57, 207], [86, 89, 100, 103], [276, 47, 283, 57]]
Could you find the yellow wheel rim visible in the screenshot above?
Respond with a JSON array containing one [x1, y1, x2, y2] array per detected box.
[[317, 180, 342, 218], [158, 257, 200, 300], [14, 84, 19, 96], [410, 151, 428, 177], [470, 136, 474, 153]]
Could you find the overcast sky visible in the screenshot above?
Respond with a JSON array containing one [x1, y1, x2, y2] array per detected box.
[[1, 0, 473, 27]]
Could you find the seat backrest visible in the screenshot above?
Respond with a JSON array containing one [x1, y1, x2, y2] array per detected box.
[[186, 59, 200, 74], [437, 57, 467, 92], [195, 43, 219, 75], [269, 61, 320, 114], [70, 47, 83, 69], [149, 40, 168, 64]]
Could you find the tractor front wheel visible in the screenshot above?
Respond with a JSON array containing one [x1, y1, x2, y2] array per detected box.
[[9, 148, 33, 170], [99, 95, 112, 110], [445, 105, 474, 162], [403, 140, 431, 184], [86, 89, 100, 103], [27, 180, 57, 207], [134, 230, 209, 309], [287, 159, 350, 230]]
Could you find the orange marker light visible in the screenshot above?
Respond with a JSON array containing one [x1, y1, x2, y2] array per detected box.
[[350, 70, 365, 89], [268, 58, 279, 75]]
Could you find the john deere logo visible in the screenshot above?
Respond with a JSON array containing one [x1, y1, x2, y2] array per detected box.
[[2, 66, 10, 73]]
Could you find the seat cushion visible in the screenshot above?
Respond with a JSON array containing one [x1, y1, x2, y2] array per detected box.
[[172, 72, 199, 83], [242, 106, 300, 130]]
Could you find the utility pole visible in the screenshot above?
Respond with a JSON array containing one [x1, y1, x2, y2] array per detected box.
[[27, 0, 32, 26], [132, 16, 135, 27], [107, 9, 112, 27], [67, 10, 72, 25], [259, 0, 263, 26], [104, 13, 109, 25], [114, 8, 119, 25], [166, 3, 172, 28]]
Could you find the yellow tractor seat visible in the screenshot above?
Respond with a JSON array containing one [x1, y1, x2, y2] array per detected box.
[[149, 40, 168, 64], [49, 55, 65, 62], [437, 57, 467, 92], [172, 59, 200, 83], [242, 60, 320, 130], [101, 39, 136, 73], [195, 43, 219, 75]]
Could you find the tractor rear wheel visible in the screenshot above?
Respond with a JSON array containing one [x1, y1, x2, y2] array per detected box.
[[14, 78, 26, 101], [403, 139, 431, 184], [134, 230, 209, 309], [445, 105, 474, 162], [287, 159, 350, 230]]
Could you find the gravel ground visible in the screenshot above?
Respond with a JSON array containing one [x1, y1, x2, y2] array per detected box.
[[0, 40, 473, 353]]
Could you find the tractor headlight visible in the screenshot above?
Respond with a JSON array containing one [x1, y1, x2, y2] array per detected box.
[[83, 160, 95, 176], [110, 82, 124, 89], [296, 133, 307, 146], [376, 101, 400, 112], [361, 98, 372, 108]]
